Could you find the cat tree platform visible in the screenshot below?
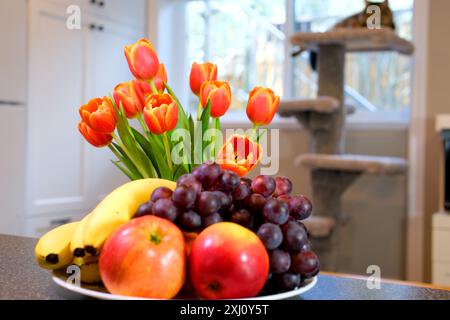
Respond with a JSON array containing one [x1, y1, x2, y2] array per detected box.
[[296, 154, 407, 175], [291, 28, 414, 55]]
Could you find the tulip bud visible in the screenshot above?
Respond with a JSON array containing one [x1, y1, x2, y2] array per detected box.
[[216, 135, 262, 177], [124, 39, 160, 81], [79, 97, 117, 134], [152, 64, 168, 94], [246, 87, 280, 126], [189, 62, 218, 96], [143, 93, 178, 135], [78, 122, 113, 148], [113, 80, 152, 118], [200, 81, 232, 118]]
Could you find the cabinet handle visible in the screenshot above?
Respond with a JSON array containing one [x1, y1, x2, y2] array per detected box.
[[98, 1, 105, 7], [98, 25, 104, 31], [90, 0, 96, 4], [89, 23, 96, 30], [50, 218, 72, 226]]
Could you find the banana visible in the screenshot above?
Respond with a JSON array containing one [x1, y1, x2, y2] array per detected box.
[[72, 256, 101, 284], [82, 178, 176, 255], [70, 213, 92, 258], [35, 221, 79, 270]]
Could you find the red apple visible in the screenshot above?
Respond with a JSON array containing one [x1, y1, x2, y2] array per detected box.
[[99, 215, 186, 299], [190, 222, 269, 299]]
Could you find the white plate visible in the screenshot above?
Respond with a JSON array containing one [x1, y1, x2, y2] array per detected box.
[[52, 272, 317, 300]]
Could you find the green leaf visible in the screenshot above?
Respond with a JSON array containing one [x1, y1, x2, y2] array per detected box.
[[110, 143, 143, 180], [200, 101, 211, 160], [111, 160, 137, 181], [131, 127, 171, 180], [173, 163, 188, 181]]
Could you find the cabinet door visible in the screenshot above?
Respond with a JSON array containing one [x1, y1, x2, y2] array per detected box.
[[28, 0, 88, 216], [92, 0, 147, 29], [0, 106, 26, 235], [84, 18, 145, 204], [0, 0, 27, 102]]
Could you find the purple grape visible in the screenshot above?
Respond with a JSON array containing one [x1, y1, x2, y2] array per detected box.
[[134, 202, 153, 218], [232, 181, 251, 201], [177, 173, 202, 195], [274, 273, 301, 291], [289, 195, 312, 220], [281, 221, 308, 251], [245, 193, 266, 213], [178, 210, 202, 231], [230, 209, 253, 229], [151, 199, 178, 222], [256, 223, 283, 250], [263, 198, 289, 225], [219, 171, 240, 192], [251, 175, 276, 197], [270, 249, 291, 274], [212, 191, 232, 213], [193, 161, 222, 190], [172, 185, 197, 209], [240, 177, 253, 187], [203, 213, 223, 227], [291, 251, 320, 278], [195, 191, 221, 217], [150, 187, 173, 202], [273, 176, 293, 197]]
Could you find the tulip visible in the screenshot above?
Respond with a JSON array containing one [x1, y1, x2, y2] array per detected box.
[[200, 81, 232, 118], [124, 39, 159, 81], [189, 62, 218, 96], [216, 135, 262, 177], [246, 87, 280, 126], [152, 64, 168, 94], [113, 80, 151, 118], [79, 97, 117, 134], [78, 122, 113, 148], [143, 93, 178, 135]]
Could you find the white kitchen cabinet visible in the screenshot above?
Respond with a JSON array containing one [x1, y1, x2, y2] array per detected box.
[[91, 0, 147, 29], [0, 0, 27, 102], [25, 0, 146, 234], [0, 106, 26, 236]]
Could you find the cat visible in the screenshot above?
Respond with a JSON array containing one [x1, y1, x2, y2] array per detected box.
[[293, 0, 396, 71]]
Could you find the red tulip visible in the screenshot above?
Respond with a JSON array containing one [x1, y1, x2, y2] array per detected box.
[[78, 122, 113, 148], [200, 81, 232, 118], [246, 87, 280, 126], [143, 94, 178, 135], [125, 39, 159, 81], [189, 62, 218, 96], [79, 97, 116, 134], [152, 64, 168, 93], [216, 135, 262, 177], [113, 80, 152, 118]]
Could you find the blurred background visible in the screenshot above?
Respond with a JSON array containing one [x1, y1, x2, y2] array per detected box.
[[1, 0, 449, 286]]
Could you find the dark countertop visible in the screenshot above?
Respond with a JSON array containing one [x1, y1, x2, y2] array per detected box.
[[1, 234, 449, 300]]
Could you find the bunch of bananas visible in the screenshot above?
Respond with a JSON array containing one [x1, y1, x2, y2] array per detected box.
[[34, 178, 176, 283]]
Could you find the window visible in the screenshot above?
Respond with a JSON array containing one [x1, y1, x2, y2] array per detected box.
[[184, 0, 414, 123]]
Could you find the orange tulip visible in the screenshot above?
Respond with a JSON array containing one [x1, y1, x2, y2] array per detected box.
[[246, 87, 280, 126], [125, 39, 159, 81], [79, 97, 116, 134], [152, 64, 168, 93], [199, 81, 232, 118], [143, 93, 178, 135], [113, 80, 151, 118], [189, 62, 218, 96], [216, 135, 262, 177], [78, 122, 113, 148]]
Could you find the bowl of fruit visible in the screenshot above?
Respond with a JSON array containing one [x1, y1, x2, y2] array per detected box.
[[36, 162, 319, 300]]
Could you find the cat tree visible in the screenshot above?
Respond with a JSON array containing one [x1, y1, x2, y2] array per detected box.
[[279, 28, 414, 271]]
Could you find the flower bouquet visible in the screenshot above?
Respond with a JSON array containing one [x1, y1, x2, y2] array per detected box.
[[77, 38, 281, 181]]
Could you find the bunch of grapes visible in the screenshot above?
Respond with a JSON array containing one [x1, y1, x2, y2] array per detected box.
[[134, 161, 320, 293]]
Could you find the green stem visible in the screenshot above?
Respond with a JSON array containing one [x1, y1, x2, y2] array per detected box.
[[137, 114, 150, 137], [149, 79, 158, 93], [196, 100, 203, 121], [162, 132, 173, 172], [252, 124, 259, 142]]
